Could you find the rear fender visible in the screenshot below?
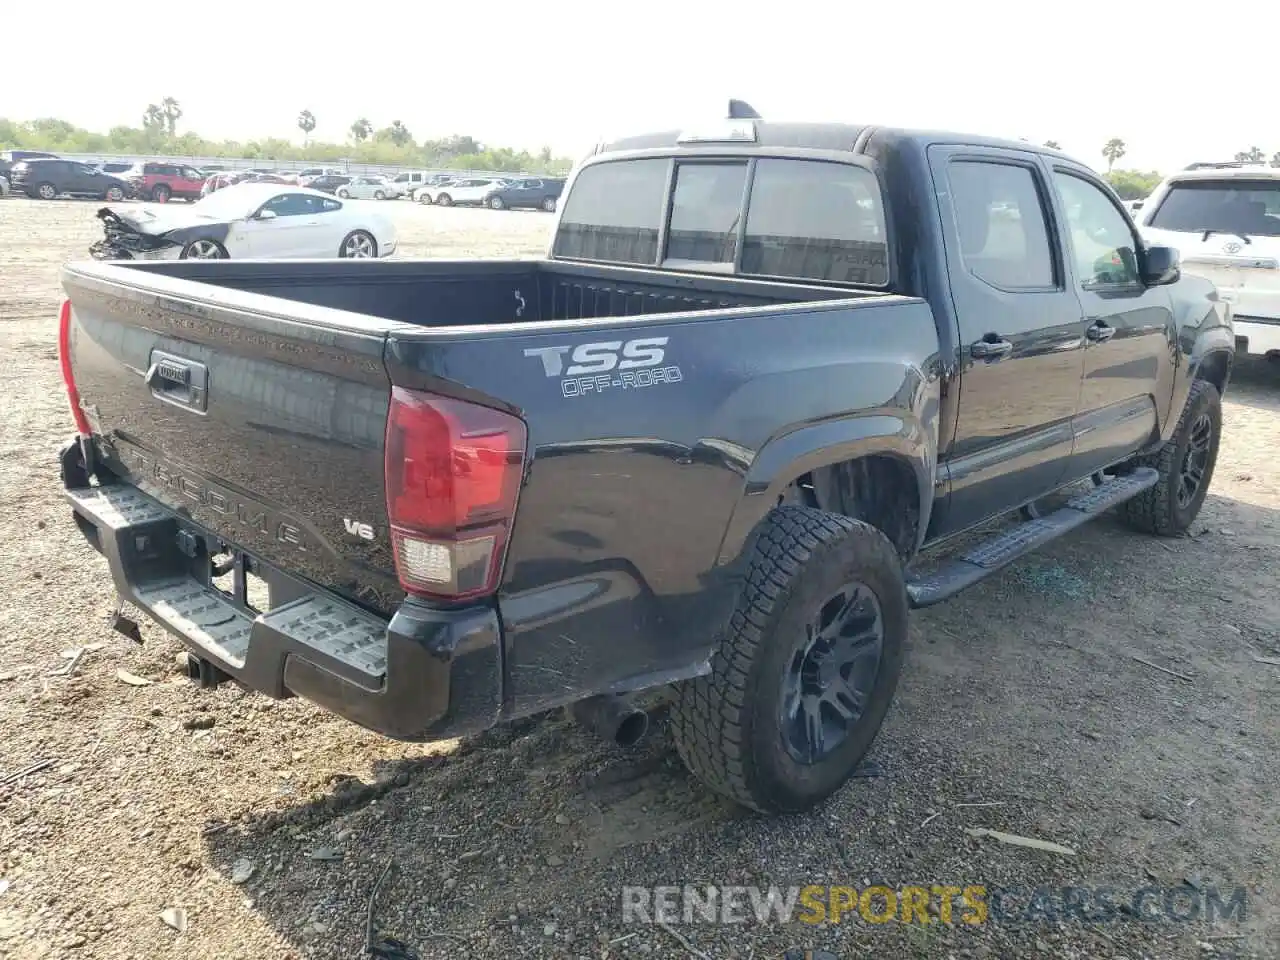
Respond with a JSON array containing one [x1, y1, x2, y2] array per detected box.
[[715, 413, 937, 568]]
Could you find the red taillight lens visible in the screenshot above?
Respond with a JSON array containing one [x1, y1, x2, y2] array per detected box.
[[384, 387, 526, 602], [58, 299, 91, 436]]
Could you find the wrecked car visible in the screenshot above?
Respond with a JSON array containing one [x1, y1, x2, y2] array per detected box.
[[88, 182, 397, 260]]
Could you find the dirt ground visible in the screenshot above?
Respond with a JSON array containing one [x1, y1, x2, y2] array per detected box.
[[1, 195, 1278, 960]]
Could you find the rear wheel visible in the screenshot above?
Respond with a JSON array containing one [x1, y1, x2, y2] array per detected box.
[[671, 506, 906, 814], [103, 186, 125, 202], [541, 196, 557, 212], [488, 196, 505, 210], [151, 184, 171, 203], [436, 193, 452, 207], [36, 182, 58, 200], [418, 191, 433, 205], [180, 239, 227, 259], [339, 230, 377, 258], [1120, 379, 1222, 536], [336, 187, 350, 199], [373, 190, 385, 200]]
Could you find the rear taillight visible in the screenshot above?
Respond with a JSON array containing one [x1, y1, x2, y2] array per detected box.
[[57, 299, 91, 436], [384, 387, 526, 602]]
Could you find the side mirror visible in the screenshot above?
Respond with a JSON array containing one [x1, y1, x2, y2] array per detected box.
[[1141, 245, 1180, 286], [1132, 199, 1145, 211], [256, 208, 278, 221]]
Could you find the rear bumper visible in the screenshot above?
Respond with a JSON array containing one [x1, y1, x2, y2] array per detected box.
[[62, 446, 502, 741], [1234, 316, 1280, 357]]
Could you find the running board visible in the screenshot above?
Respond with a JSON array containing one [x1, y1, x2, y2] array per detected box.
[[906, 467, 1159, 609]]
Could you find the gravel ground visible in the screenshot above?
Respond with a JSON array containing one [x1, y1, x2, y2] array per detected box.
[[1, 195, 1278, 960]]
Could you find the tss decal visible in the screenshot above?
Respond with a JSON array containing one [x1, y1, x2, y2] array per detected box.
[[523, 338, 684, 398]]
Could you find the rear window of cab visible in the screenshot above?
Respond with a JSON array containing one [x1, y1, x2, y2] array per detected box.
[[552, 156, 889, 286]]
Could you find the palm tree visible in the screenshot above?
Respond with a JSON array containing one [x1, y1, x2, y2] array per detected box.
[[349, 117, 372, 143], [297, 109, 317, 145], [1234, 146, 1265, 164], [141, 103, 166, 134], [1101, 138, 1126, 174], [388, 120, 412, 147], [1271, 151, 1280, 169], [1043, 140, 1061, 150], [160, 97, 182, 137]]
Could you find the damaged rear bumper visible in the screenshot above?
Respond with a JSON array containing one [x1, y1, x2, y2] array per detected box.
[[61, 441, 503, 741]]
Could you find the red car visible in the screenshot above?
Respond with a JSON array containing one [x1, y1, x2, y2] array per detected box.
[[126, 161, 207, 203]]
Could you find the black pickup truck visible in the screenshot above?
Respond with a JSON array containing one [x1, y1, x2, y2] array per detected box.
[[57, 105, 1233, 815]]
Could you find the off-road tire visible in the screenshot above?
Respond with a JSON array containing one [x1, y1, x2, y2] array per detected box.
[[1121, 379, 1221, 536], [670, 506, 907, 814]]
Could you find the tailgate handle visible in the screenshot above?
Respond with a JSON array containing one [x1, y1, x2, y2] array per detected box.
[[145, 350, 208, 413]]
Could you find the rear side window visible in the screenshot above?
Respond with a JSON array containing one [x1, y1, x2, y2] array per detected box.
[[948, 161, 1055, 289], [666, 162, 748, 266], [743, 159, 888, 285], [1148, 179, 1280, 238], [553, 158, 668, 264]]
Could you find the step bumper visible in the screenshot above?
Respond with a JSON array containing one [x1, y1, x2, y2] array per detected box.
[[64, 481, 502, 741]]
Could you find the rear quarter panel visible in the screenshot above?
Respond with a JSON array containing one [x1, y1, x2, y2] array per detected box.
[[386, 297, 941, 717]]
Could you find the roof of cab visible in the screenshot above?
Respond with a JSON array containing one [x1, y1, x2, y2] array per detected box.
[[595, 120, 1075, 165]]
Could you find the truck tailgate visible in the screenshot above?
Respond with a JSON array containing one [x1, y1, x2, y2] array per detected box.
[[62, 264, 400, 614]]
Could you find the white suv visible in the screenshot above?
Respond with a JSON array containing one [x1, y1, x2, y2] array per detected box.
[[422, 177, 508, 207], [1139, 166, 1280, 359]]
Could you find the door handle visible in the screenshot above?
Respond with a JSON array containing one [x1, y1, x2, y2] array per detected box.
[[970, 337, 1014, 360], [1086, 321, 1116, 343]]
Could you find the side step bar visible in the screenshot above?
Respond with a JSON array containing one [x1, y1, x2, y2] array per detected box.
[[906, 468, 1159, 609]]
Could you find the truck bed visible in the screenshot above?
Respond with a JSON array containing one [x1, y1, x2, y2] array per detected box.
[[116, 257, 871, 329], [61, 255, 934, 738]]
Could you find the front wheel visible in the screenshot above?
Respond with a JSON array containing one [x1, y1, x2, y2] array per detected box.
[[152, 184, 171, 203], [671, 506, 906, 815], [103, 186, 125, 202], [488, 196, 505, 210], [435, 193, 452, 207], [1120, 379, 1222, 536], [418, 192, 433, 205], [180, 239, 227, 259], [373, 190, 385, 200], [336, 188, 350, 199], [36, 182, 58, 200], [339, 230, 377, 258], [541, 196, 557, 212]]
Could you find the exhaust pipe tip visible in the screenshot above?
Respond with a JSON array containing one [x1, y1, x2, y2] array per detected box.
[[571, 695, 650, 749]]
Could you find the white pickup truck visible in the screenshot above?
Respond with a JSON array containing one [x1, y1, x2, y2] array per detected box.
[[1139, 166, 1280, 359]]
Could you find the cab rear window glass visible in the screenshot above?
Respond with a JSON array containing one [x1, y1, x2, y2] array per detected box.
[[1148, 180, 1280, 237], [553, 156, 890, 284], [666, 162, 748, 265], [743, 159, 888, 285], [552, 158, 667, 264]]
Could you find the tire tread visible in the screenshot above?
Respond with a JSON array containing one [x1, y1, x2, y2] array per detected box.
[[671, 505, 898, 813]]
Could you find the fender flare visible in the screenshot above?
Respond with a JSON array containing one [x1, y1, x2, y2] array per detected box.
[[714, 414, 936, 568]]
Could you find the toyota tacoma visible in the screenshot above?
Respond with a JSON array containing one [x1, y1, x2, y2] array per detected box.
[[57, 103, 1233, 814]]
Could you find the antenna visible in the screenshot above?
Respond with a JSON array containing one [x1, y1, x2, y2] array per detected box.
[[727, 99, 761, 120]]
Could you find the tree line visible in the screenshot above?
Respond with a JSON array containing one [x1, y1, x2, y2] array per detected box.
[[1040, 137, 1280, 200], [1, 99, 573, 174]]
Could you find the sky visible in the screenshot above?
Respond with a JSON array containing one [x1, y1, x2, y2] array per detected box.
[[6, 0, 1276, 174]]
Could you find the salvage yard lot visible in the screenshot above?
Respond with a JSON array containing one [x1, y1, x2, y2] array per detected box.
[[1, 195, 1279, 960]]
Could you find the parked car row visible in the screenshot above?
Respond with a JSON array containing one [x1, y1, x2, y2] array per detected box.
[[0, 151, 564, 210], [415, 175, 565, 211]]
